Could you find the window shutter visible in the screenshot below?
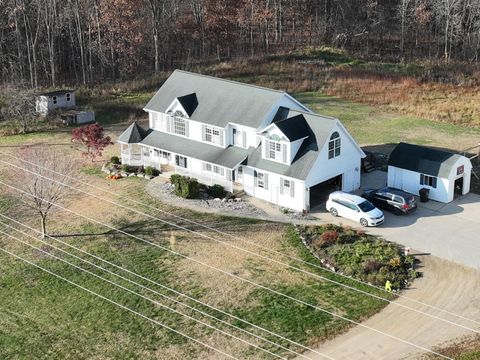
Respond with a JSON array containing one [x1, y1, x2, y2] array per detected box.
[[254, 170, 258, 186], [290, 180, 295, 197], [420, 174, 424, 185], [202, 125, 206, 141], [185, 120, 189, 137], [280, 178, 284, 194], [264, 173, 268, 190], [242, 131, 247, 148], [282, 144, 287, 163], [432, 177, 437, 188], [220, 129, 224, 147], [264, 140, 270, 158], [166, 116, 171, 133]]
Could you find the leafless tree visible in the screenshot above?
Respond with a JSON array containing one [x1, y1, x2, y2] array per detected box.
[[0, 86, 37, 133], [15, 145, 74, 238]]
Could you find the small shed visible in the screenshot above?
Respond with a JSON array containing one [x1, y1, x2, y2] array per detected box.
[[61, 110, 95, 125], [35, 90, 76, 115], [387, 142, 472, 203]]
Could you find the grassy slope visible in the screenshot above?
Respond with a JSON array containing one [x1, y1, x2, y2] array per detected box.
[[0, 151, 388, 358]]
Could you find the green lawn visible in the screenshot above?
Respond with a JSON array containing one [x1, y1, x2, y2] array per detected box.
[[295, 92, 480, 150], [0, 173, 390, 359]]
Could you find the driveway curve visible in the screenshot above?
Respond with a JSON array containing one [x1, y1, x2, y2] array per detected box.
[[301, 255, 480, 360]]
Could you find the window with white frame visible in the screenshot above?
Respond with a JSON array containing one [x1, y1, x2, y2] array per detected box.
[[173, 117, 186, 136], [254, 171, 268, 189], [213, 165, 224, 177], [420, 174, 437, 188], [142, 147, 150, 157], [175, 155, 187, 168], [280, 178, 295, 197], [161, 151, 171, 160], [203, 125, 223, 145], [328, 132, 341, 159], [264, 138, 287, 163]]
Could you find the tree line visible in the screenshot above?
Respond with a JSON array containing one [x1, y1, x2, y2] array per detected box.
[[1, 0, 480, 87]]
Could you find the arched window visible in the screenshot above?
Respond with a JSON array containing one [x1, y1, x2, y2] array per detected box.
[[328, 132, 341, 159], [174, 110, 185, 118]]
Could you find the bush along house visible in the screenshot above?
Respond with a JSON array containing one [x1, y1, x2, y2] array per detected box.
[[118, 70, 365, 212]]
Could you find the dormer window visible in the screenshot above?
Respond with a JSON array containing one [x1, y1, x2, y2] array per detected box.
[[328, 132, 341, 159], [264, 138, 287, 163]]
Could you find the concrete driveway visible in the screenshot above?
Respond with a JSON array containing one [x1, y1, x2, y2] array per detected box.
[[311, 171, 480, 269]]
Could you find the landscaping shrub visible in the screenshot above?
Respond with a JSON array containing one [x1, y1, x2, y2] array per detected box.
[[110, 156, 120, 165], [144, 166, 159, 176], [170, 174, 199, 199], [298, 224, 418, 290], [208, 184, 226, 198], [318, 230, 339, 247], [121, 164, 136, 173]]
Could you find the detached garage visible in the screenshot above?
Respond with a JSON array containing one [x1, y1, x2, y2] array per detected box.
[[387, 142, 472, 203]]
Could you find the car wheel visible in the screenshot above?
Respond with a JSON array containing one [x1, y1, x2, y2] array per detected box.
[[393, 208, 402, 216], [330, 208, 338, 217], [360, 218, 369, 227]]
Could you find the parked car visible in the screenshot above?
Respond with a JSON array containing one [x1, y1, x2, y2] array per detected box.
[[326, 191, 384, 227], [361, 187, 417, 215]]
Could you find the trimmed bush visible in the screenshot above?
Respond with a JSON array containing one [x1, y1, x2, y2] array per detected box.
[[121, 164, 136, 173], [110, 156, 120, 165], [207, 184, 226, 198], [170, 174, 199, 199], [144, 166, 160, 176]]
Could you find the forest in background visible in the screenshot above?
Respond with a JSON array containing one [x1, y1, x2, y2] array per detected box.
[[2, 0, 480, 87]]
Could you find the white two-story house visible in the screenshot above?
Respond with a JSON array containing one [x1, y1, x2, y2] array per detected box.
[[118, 70, 365, 212]]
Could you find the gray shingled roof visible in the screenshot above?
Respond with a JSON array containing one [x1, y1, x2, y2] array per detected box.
[[118, 122, 149, 144], [141, 130, 252, 169], [388, 142, 464, 178], [144, 70, 286, 129], [247, 109, 337, 180]]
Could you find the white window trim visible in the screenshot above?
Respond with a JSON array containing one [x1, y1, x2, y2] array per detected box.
[[202, 162, 225, 178], [328, 132, 341, 159], [264, 138, 288, 164]]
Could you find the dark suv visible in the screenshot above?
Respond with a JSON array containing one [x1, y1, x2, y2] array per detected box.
[[361, 187, 417, 215]]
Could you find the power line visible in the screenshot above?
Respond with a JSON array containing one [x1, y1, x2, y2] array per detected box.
[[0, 246, 238, 360], [0, 217, 329, 360], [0, 178, 454, 359], [6, 151, 479, 328], [2, 158, 479, 334], [0, 227, 285, 360]]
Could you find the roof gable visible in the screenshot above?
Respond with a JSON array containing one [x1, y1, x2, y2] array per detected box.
[[388, 142, 465, 178], [118, 122, 149, 143], [177, 93, 198, 117], [144, 70, 286, 128], [272, 114, 310, 142]]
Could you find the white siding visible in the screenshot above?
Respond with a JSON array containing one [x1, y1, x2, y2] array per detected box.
[[35, 92, 76, 115], [304, 122, 362, 192], [387, 156, 472, 203], [243, 166, 306, 211]]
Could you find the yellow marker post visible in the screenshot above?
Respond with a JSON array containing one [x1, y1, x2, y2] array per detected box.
[[385, 280, 392, 292]]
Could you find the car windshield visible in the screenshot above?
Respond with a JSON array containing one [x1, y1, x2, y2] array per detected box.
[[358, 200, 376, 212]]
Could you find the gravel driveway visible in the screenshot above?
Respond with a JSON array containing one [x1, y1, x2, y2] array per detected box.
[[301, 255, 480, 360]]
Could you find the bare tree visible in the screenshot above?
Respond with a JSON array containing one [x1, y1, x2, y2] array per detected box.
[[14, 146, 74, 238], [0, 86, 37, 133], [399, 0, 413, 55]]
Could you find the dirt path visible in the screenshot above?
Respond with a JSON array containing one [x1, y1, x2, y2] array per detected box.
[[302, 255, 480, 360]]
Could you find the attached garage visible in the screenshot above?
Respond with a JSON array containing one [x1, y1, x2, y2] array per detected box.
[[387, 142, 472, 203]]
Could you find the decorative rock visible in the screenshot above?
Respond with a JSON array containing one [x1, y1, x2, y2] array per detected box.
[[145, 175, 153, 180], [214, 198, 221, 201], [128, 173, 136, 177], [120, 172, 128, 177], [234, 198, 242, 202]]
